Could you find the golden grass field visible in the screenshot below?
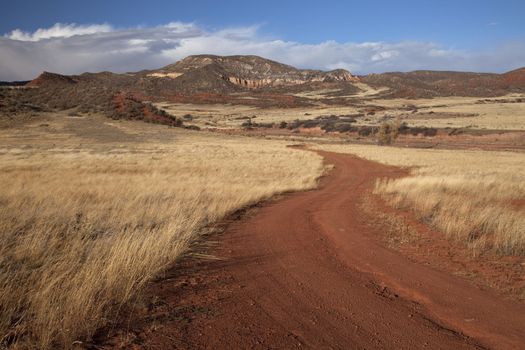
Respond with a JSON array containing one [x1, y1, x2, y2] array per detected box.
[[0, 114, 325, 348], [154, 101, 362, 128], [1, 104, 524, 348], [372, 94, 525, 130], [156, 92, 525, 131], [313, 143, 525, 255]]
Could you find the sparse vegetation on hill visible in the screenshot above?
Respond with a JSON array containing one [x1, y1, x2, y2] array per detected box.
[[111, 92, 183, 126], [363, 70, 525, 98]]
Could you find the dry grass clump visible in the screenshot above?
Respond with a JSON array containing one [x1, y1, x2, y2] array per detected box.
[[0, 139, 324, 348], [374, 175, 525, 255], [313, 144, 525, 255]]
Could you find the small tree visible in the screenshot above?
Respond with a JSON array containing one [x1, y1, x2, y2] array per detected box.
[[378, 122, 392, 145], [391, 117, 401, 140], [241, 117, 253, 129], [378, 117, 402, 145]]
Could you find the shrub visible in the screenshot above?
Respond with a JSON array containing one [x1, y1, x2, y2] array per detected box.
[[423, 128, 438, 137], [358, 126, 376, 137], [257, 122, 274, 128], [378, 122, 393, 145], [241, 118, 253, 128], [378, 118, 402, 145]]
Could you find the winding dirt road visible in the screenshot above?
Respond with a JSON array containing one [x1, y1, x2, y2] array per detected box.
[[108, 151, 525, 350]]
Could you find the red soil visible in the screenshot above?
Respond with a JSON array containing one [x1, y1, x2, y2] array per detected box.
[[98, 152, 525, 350]]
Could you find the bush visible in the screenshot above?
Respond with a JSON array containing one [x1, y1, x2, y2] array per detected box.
[[358, 126, 376, 136], [257, 123, 274, 128], [377, 118, 403, 145], [241, 118, 253, 128], [378, 122, 393, 145], [333, 123, 357, 133]]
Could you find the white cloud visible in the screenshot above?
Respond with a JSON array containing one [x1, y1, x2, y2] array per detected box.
[[371, 50, 399, 62], [164, 21, 199, 32], [5, 23, 113, 41], [1, 22, 524, 81]]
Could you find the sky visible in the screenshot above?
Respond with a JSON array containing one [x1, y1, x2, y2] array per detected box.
[[1, 0, 524, 80]]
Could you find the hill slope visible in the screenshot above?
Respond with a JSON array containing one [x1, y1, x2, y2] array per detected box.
[[2, 55, 525, 125], [363, 69, 525, 98]]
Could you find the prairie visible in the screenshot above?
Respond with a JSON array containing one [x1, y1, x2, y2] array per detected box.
[[0, 114, 325, 348], [372, 94, 525, 130], [312, 143, 525, 255], [154, 101, 362, 129], [155, 93, 525, 131]]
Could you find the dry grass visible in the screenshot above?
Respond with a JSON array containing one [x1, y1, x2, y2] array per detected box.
[[372, 94, 525, 130], [313, 143, 525, 255], [0, 117, 325, 348], [154, 102, 362, 129], [156, 93, 525, 131]]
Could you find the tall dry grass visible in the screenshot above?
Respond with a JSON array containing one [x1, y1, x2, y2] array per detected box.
[[313, 144, 525, 255], [0, 138, 324, 348]]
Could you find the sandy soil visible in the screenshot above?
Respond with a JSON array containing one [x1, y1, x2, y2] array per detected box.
[[97, 151, 525, 350]]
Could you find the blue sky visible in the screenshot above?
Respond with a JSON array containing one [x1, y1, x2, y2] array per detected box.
[[1, 0, 524, 80]]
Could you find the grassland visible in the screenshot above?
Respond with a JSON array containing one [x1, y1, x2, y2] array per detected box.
[[313, 143, 525, 255], [1, 102, 524, 349], [0, 114, 325, 348], [156, 92, 525, 131], [372, 94, 525, 130], [154, 101, 362, 129]]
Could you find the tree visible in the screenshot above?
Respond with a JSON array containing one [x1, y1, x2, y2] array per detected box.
[[377, 117, 402, 145]]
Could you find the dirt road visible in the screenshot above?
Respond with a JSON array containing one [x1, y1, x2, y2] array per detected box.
[[107, 151, 525, 349]]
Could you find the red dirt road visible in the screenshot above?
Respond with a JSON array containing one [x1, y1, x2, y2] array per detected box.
[[106, 151, 525, 350]]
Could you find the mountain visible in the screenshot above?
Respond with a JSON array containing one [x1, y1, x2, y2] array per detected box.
[[25, 56, 525, 101], [26, 71, 77, 87], [13, 55, 362, 113], [502, 67, 525, 87], [3, 55, 525, 123], [362, 69, 525, 98], [27, 55, 359, 95], [150, 55, 359, 90]]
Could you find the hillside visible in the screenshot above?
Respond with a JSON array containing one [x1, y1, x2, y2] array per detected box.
[[26, 55, 359, 96], [151, 55, 359, 90], [502, 67, 525, 86], [362, 69, 525, 98], [1, 55, 525, 125]]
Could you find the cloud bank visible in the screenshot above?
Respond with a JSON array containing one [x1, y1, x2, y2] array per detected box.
[[1, 22, 525, 81]]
